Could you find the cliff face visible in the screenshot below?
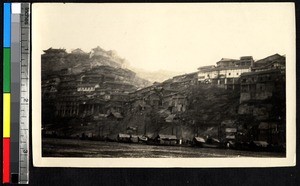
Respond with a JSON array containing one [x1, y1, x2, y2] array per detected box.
[[41, 47, 151, 88], [43, 83, 242, 141], [104, 80, 284, 142], [237, 70, 286, 143], [43, 78, 285, 144], [117, 84, 241, 139]]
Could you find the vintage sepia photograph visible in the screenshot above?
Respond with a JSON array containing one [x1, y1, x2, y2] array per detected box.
[[32, 3, 296, 167]]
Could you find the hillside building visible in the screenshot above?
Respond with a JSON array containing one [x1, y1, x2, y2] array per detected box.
[[251, 54, 285, 72], [239, 69, 285, 103], [197, 56, 254, 89]]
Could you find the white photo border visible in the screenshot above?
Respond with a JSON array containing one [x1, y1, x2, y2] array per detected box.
[[32, 3, 296, 167]]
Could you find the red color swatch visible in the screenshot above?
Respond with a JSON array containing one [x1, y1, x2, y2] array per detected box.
[[3, 138, 10, 183]]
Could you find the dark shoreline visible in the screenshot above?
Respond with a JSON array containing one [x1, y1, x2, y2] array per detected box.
[[42, 138, 285, 158]]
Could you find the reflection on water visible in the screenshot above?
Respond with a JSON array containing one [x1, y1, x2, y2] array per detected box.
[[42, 138, 285, 158]]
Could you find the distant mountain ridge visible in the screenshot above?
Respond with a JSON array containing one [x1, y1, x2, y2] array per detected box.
[[129, 67, 184, 83]]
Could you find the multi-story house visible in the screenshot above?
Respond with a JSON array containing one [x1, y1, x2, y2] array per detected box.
[[197, 56, 254, 89]]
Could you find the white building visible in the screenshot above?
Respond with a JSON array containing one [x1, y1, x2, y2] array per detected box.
[[197, 56, 253, 89], [197, 65, 218, 83]]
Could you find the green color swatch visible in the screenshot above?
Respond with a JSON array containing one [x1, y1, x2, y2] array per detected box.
[[3, 48, 11, 92]]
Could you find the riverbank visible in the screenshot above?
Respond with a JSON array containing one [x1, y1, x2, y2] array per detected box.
[[42, 138, 285, 158]]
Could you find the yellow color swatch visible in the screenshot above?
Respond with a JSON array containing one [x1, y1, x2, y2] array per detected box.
[[3, 93, 10, 138]]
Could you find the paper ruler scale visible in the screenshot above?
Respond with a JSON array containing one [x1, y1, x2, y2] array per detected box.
[[19, 3, 30, 184]]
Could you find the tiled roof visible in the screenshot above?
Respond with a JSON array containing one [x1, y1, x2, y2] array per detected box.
[[218, 58, 238, 62], [255, 54, 283, 64]]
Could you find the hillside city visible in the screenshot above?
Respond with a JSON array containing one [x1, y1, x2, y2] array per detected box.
[[41, 46, 286, 152]]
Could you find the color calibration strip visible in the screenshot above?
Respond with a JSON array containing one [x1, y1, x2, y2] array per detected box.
[[3, 3, 30, 184], [3, 2, 12, 184]]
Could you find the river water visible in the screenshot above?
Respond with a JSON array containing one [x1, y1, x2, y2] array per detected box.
[[42, 138, 285, 158]]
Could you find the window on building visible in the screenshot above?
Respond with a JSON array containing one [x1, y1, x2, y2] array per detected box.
[[237, 73, 239, 75], [228, 73, 231, 75]]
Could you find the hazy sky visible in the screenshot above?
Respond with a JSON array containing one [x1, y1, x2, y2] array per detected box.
[[33, 3, 295, 73]]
